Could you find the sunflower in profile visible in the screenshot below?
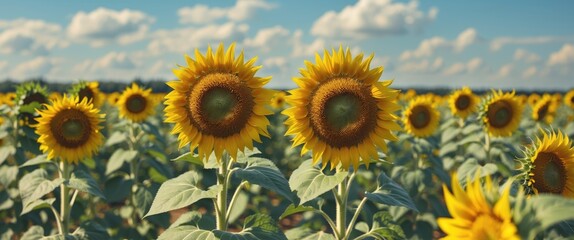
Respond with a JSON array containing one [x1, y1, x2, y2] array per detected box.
[[35, 95, 104, 164], [270, 91, 287, 109], [449, 87, 479, 119], [69, 81, 103, 108], [479, 90, 523, 137], [438, 173, 520, 240], [403, 96, 440, 138], [117, 84, 155, 122], [532, 94, 556, 124], [518, 130, 574, 197], [284, 47, 401, 171], [164, 43, 274, 161], [564, 89, 574, 109], [15, 82, 50, 125]]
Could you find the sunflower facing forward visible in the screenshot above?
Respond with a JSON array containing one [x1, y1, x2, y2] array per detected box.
[[518, 130, 574, 197], [284, 47, 401, 171], [35, 96, 105, 164], [69, 81, 104, 108], [564, 89, 574, 109], [117, 84, 155, 122], [479, 90, 523, 137], [438, 173, 520, 240], [532, 94, 556, 124], [164, 43, 274, 161], [270, 91, 287, 110], [449, 87, 478, 119], [403, 96, 440, 138]]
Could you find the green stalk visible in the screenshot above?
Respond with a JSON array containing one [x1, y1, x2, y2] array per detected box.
[[345, 197, 367, 238], [59, 161, 72, 236], [216, 154, 230, 231], [482, 131, 491, 165], [335, 169, 349, 240]]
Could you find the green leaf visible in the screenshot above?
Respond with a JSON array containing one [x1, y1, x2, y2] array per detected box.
[[158, 226, 216, 240], [67, 169, 106, 199], [145, 171, 222, 217], [106, 148, 138, 175], [369, 212, 406, 240], [0, 191, 14, 211], [169, 211, 203, 229], [289, 160, 347, 205], [531, 195, 574, 230], [441, 127, 461, 144], [133, 186, 154, 218], [213, 214, 287, 240], [149, 168, 168, 183], [235, 148, 262, 163], [172, 152, 219, 169], [234, 166, 294, 203], [280, 204, 315, 220], [147, 149, 168, 162], [0, 145, 16, 165], [456, 158, 497, 186], [72, 220, 110, 240], [365, 172, 418, 212], [19, 154, 52, 168], [103, 175, 133, 203], [0, 165, 18, 187], [285, 226, 335, 240], [21, 226, 44, 240], [105, 131, 127, 147], [21, 198, 56, 215], [19, 169, 64, 207]]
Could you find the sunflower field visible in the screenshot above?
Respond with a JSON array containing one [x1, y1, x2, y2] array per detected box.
[[2, 44, 574, 240]]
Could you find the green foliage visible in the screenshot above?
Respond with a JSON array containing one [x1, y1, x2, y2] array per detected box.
[[289, 160, 347, 205]]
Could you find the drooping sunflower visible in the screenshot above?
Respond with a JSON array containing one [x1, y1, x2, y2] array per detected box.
[[449, 87, 479, 119], [270, 91, 287, 109], [69, 81, 104, 108], [479, 90, 523, 137], [438, 173, 520, 240], [35, 96, 105, 164], [564, 89, 574, 109], [532, 94, 556, 124], [15, 82, 50, 125], [117, 83, 155, 122], [518, 130, 574, 197], [403, 96, 440, 138], [284, 47, 401, 171], [164, 43, 274, 161]]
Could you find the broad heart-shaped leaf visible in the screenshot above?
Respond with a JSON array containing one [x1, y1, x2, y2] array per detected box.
[[21, 198, 56, 215], [0, 165, 18, 187], [145, 171, 222, 217], [105, 148, 138, 175], [234, 166, 294, 203], [71, 220, 110, 240], [516, 194, 574, 238], [365, 172, 418, 213], [369, 212, 406, 240], [280, 204, 315, 219], [0, 145, 16, 165], [289, 160, 347, 205], [158, 226, 216, 240], [171, 152, 219, 169], [234, 148, 262, 163], [456, 158, 497, 186], [105, 131, 127, 147], [19, 154, 53, 168], [19, 169, 64, 207], [66, 169, 106, 199], [20, 226, 44, 240], [285, 226, 335, 240], [213, 214, 287, 240], [133, 186, 154, 218]]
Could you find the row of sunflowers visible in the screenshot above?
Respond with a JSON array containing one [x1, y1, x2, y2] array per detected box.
[[1, 43, 574, 239]]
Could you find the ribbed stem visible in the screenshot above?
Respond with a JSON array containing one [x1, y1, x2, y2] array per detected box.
[[59, 161, 71, 236], [335, 170, 348, 240]]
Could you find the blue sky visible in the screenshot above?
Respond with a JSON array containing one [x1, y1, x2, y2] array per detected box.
[[1, 0, 573, 90]]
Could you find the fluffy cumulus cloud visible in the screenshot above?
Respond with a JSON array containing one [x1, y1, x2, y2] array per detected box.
[[73, 52, 137, 80], [442, 57, 482, 76], [311, 0, 437, 39], [0, 61, 7, 71], [400, 28, 479, 60], [243, 26, 290, 53], [522, 66, 538, 78], [11, 56, 54, 78], [547, 44, 574, 66], [497, 64, 513, 78], [67, 8, 155, 47], [263, 56, 289, 73], [490, 36, 574, 51], [178, 0, 275, 24], [513, 49, 540, 63], [291, 30, 326, 57], [0, 19, 67, 55], [147, 22, 249, 54], [397, 57, 443, 73]]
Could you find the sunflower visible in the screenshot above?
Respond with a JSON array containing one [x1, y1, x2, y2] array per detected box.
[[284, 47, 400, 171], [117, 84, 155, 122], [270, 91, 287, 109], [438, 173, 520, 240], [532, 94, 556, 124], [69, 81, 103, 108], [518, 130, 574, 197], [164, 43, 274, 161], [49, 92, 62, 103], [1, 92, 17, 106], [35, 95, 105, 164], [479, 90, 523, 137], [449, 87, 479, 119], [15, 82, 50, 125], [564, 89, 574, 109], [527, 93, 540, 106], [403, 96, 440, 138]]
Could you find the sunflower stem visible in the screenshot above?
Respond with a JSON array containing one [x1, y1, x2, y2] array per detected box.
[[50, 205, 64, 235], [483, 132, 491, 165], [59, 161, 72, 236], [226, 180, 247, 221], [216, 153, 230, 231], [335, 169, 349, 240], [345, 197, 367, 239]]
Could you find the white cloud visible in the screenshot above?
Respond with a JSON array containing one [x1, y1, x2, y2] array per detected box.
[[311, 0, 437, 39], [0, 61, 7, 71], [497, 64, 513, 78], [443, 57, 482, 76], [513, 49, 540, 63], [67, 8, 154, 47], [147, 22, 249, 54], [11, 57, 54, 78], [0, 19, 67, 55], [522, 66, 537, 78], [148, 60, 173, 79], [292, 30, 325, 57], [466, 58, 482, 72], [95, 52, 136, 69], [547, 44, 574, 66], [397, 57, 443, 73], [400, 28, 479, 60], [263, 56, 289, 73], [178, 0, 275, 24], [490, 36, 574, 51], [244, 26, 290, 53], [72, 52, 136, 79]]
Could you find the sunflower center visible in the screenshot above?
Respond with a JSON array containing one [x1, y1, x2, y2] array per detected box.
[[309, 78, 377, 148], [188, 73, 254, 138], [78, 87, 94, 102], [23, 92, 47, 105], [455, 95, 471, 110], [50, 109, 92, 148], [532, 152, 567, 194], [470, 214, 503, 240], [126, 94, 147, 114], [487, 101, 513, 128], [409, 105, 431, 129], [537, 103, 549, 120], [570, 96, 574, 104]]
